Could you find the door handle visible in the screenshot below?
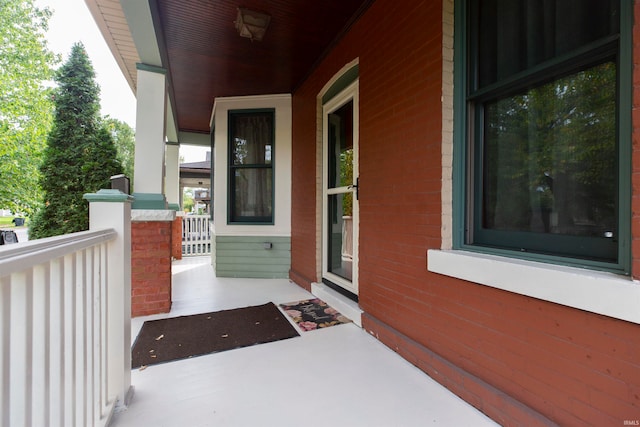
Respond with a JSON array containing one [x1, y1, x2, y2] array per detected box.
[[348, 177, 359, 200]]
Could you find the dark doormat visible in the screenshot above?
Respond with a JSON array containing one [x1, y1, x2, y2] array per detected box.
[[132, 302, 299, 368]]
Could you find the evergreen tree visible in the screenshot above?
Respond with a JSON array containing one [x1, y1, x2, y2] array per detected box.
[[84, 126, 123, 192], [29, 43, 122, 239]]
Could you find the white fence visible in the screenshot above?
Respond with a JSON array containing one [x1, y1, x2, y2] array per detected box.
[[0, 192, 132, 427], [182, 215, 211, 256]]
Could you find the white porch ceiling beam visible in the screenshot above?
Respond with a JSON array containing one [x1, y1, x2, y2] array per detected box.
[[178, 132, 211, 147], [119, 0, 161, 66], [84, 0, 139, 94], [85, 0, 180, 143]]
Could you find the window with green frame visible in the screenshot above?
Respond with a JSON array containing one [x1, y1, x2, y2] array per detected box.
[[228, 109, 274, 224], [455, 0, 631, 272]]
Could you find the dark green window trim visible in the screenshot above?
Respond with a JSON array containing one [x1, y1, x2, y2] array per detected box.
[[227, 109, 275, 225], [322, 64, 359, 105], [453, 0, 632, 274], [210, 125, 215, 223]]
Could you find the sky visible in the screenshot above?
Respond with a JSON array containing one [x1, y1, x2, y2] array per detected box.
[[33, 0, 209, 163]]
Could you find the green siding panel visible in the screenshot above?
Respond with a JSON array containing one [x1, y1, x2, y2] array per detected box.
[[214, 236, 291, 278], [216, 243, 291, 251], [217, 256, 290, 265]]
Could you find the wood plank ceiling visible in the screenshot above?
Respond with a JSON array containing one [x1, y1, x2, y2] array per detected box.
[[152, 0, 372, 134]]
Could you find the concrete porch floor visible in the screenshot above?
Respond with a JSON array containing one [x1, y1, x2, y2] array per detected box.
[[110, 256, 498, 427]]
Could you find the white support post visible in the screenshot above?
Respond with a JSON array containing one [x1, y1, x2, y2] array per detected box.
[[85, 189, 134, 411], [133, 64, 167, 198], [165, 143, 180, 211]]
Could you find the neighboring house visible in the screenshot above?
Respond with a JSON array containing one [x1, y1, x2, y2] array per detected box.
[[86, 0, 639, 425], [179, 155, 211, 213]]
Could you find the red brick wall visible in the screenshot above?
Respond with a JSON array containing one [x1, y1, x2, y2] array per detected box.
[[171, 216, 182, 260], [364, 283, 640, 426], [290, 75, 315, 278], [291, 0, 640, 425], [131, 221, 172, 317], [290, 90, 318, 291]]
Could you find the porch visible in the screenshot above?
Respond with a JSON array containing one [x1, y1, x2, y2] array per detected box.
[[111, 256, 498, 427]]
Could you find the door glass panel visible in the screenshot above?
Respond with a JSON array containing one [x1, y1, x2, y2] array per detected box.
[[328, 101, 354, 188], [327, 193, 353, 281]]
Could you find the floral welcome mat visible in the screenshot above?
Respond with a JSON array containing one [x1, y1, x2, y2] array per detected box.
[[280, 298, 352, 331]]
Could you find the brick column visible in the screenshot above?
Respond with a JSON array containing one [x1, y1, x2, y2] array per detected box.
[[172, 212, 183, 260], [131, 210, 175, 317]]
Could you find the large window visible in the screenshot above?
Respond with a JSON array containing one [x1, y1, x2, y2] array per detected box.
[[228, 109, 274, 224], [458, 0, 631, 272]]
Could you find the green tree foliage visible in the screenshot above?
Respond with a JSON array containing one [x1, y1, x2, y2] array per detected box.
[[182, 188, 194, 213], [29, 43, 122, 239], [0, 0, 58, 215], [102, 116, 135, 186], [340, 149, 353, 216]]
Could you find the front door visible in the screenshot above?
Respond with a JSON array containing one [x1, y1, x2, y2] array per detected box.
[[322, 81, 359, 296]]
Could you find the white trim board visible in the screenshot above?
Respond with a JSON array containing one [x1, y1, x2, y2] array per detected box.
[[311, 282, 363, 327], [321, 80, 360, 295], [211, 94, 292, 236], [428, 249, 640, 325]]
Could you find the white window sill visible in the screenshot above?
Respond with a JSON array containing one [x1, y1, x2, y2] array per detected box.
[[427, 250, 640, 325]]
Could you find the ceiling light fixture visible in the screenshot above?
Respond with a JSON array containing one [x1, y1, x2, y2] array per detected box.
[[234, 7, 271, 42]]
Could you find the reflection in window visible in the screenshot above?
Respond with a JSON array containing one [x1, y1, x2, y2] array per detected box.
[[483, 62, 616, 239]]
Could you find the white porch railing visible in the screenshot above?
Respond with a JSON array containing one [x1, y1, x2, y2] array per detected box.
[[0, 190, 132, 427], [182, 215, 211, 256]]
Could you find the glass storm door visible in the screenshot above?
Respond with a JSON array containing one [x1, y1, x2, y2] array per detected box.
[[322, 81, 359, 296]]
